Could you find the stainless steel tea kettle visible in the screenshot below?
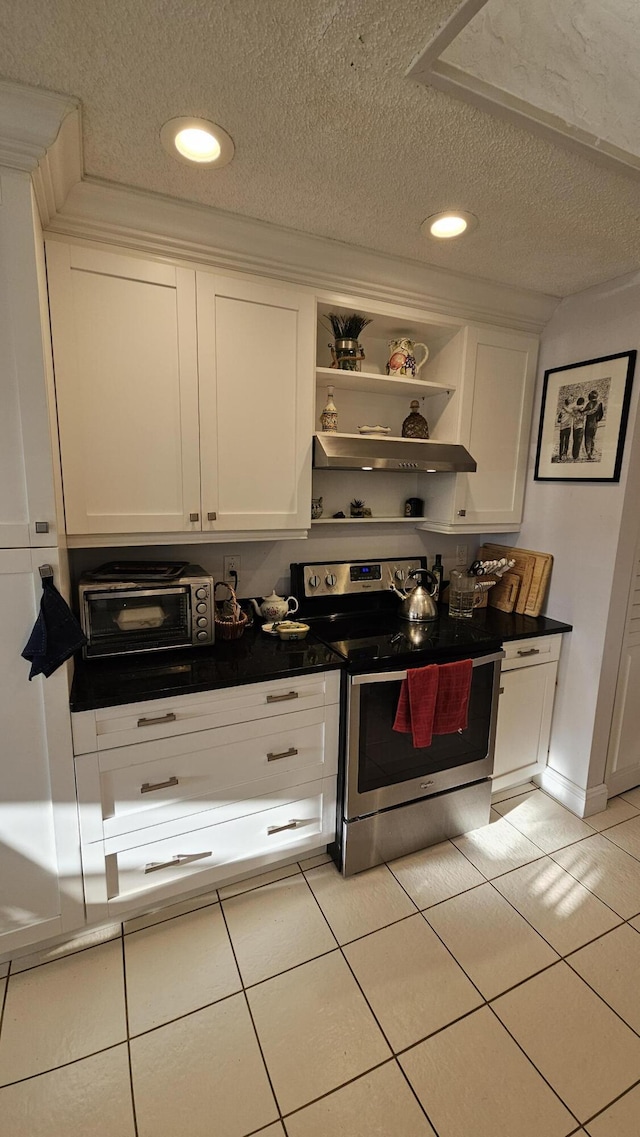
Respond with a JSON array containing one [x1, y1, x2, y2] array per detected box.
[[389, 568, 439, 622]]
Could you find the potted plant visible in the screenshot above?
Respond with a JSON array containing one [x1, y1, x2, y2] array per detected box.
[[350, 498, 366, 518]]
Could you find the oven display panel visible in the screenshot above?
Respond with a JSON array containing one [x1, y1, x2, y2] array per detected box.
[[350, 564, 381, 582]]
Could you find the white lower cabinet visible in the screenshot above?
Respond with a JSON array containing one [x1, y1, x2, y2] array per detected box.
[[492, 635, 561, 794], [73, 671, 340, 919]]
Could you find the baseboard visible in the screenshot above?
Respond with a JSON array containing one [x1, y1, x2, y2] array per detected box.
[[534, 767, 608, 818], [605, 768, 640, 798]]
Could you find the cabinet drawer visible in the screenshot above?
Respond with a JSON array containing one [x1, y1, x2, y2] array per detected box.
[[101, 778, 335, 910], [502, 634, 561, 671], [76, 705, 339, 841], [72, 671, 341, 754]]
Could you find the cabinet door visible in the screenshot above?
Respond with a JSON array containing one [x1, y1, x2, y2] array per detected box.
[[605, 549, 640, 795], [46, 242, 201, 535], [454, 327, 538, 529], [198, 273, 314, 530], [0, 170, 59, 547], [493, 660, 558, 792], [0, 550, 82, 952]]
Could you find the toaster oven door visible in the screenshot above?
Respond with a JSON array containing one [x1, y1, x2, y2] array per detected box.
[[82, 587, 192, 657]]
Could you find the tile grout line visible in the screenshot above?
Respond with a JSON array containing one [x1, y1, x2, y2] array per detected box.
[[0, 962, 9, 1042], [120, 929, 140, 1137], [299, 868, 446, 1133], [578, 1073, 640, 1130], [393, 1055, 443, 1137], [5, 926, 124, 974], [217, 897, 286, 1130], [484, 1002, 583, 1131], [0, 1039, 127, 1090]]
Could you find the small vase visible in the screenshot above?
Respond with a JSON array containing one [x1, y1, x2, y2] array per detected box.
[[320, 385, 338, 432], [329, 338, 365, 371]]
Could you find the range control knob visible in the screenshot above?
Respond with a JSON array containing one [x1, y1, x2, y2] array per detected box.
[[325, 573, 337, 587], [308, 574, 320, 589], [395, 569, 406, 582], [196, 602, 208, 614], [196, 616, 208, 628], [196, 630, 208, 640], [195, 587, 208, 599]]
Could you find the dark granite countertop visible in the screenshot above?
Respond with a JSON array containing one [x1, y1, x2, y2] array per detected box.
[[70, 610, 572, 713], [70, 624, 344, 712]]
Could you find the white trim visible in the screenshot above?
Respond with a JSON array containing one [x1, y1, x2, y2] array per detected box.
[[66, 528, 309, 548], [46, 180, 559, 334], [605, 768, 640, 799], [0, 81, 81, 224], [534, 765, 608, 818]]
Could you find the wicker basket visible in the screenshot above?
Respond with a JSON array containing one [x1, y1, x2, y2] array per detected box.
[[213, 582, 248, 641]]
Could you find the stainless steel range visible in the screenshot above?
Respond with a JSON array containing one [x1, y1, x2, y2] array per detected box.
[[291, 557, 504, 876]]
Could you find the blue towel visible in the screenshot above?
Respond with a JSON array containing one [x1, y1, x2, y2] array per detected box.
[[22, 577, 86, 679]]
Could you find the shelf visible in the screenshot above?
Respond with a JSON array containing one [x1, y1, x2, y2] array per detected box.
[[316, 366, 454, 399], [311, 517, 420, 525]]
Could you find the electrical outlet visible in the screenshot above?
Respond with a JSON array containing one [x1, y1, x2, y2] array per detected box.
[[455, 543, 468, 567], [223, 554, 241, 584]]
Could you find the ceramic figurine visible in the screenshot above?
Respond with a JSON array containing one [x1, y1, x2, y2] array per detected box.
[[311, 496, 323, 519]]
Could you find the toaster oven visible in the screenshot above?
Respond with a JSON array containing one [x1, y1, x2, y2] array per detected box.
[[78, 562, 214, 659]]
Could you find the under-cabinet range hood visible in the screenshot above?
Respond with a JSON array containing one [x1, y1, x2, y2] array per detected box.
[[313, 434, 477, 473]]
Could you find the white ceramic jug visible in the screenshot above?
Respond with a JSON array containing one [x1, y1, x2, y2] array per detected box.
[[386, 338, 429, 377]]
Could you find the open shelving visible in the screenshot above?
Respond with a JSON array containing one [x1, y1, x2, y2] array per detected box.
[[315, 366, 454, 399]]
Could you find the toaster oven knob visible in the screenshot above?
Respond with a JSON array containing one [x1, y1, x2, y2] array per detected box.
[[195, 587, 208, 599], [196, 616, 208, 627], [325, 573, 337, 587], [308, 574, 320, 589], [196, 630, 208, 640], [196, 602, 208, 613]]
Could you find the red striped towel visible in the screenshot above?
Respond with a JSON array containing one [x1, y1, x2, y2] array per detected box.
[[393, 659, 473, 747]]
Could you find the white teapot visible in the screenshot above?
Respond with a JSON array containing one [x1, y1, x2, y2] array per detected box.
[[250, 591, 299, 622]]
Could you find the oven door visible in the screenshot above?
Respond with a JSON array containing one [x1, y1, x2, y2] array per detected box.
[[82, 586, 193, 658], [345, 652, 503, 819]]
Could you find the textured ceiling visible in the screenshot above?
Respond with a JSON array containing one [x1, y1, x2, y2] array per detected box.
[[442, 0, 640, 162], [1, 0, 640, 297]]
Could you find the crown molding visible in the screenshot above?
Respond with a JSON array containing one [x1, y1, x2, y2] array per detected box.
[[0, 80, 82, 224], [47, 179, 559, 332]]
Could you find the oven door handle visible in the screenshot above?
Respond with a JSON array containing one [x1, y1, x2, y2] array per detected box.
[[350, 651, 505, 685]]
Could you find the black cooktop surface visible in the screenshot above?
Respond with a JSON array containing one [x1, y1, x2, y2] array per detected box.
[[306, 609, 503, 669]]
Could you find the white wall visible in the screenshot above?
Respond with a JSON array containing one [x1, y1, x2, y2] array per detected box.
[[519, 269, 640, 797], [70, 528, 512, 602]]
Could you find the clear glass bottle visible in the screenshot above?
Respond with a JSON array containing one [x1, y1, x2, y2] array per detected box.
[[320, 385, 338, 433]]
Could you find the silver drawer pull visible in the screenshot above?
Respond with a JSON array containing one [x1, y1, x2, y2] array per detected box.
[[267, 746, 298, 762], [517, 648, 540, 657], [144, 851, 212, 874], [268, 820, 301, 835], [137, 712, 177, 727], [140, 776, 180, 795], [266, 691, 299, 704]]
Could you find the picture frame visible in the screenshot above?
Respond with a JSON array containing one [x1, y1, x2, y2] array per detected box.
[[534, 350, 636, 482]]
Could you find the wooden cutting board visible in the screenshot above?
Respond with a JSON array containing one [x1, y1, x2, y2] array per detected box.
[[479, 544, 553, 617], [486, 571, 520, 613], [479, 544, 536, 615]]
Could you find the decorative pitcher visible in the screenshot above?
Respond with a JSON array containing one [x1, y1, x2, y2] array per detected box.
[[386, 338, 429, 377], [250, 591, 299, 622]]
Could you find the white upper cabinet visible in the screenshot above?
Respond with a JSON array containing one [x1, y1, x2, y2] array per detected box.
[[46, 243, 201, 536], [197, 273, 314, 531], [0, 171, 60, 548], [451, 326, 539, 530], [46, 242, 315, 539]]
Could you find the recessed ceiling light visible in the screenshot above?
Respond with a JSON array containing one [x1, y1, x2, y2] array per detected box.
[[160, 117, 234, 168], [421, 211, 478, 239]]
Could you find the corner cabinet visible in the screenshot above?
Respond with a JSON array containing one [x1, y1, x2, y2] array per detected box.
[[313, 297, 538, 533], [45, 241, 314, 540]]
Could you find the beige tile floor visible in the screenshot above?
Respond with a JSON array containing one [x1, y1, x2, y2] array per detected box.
[[3, 787, 640, 1136]]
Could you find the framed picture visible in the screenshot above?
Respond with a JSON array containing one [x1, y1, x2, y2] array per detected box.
[[534, 350, 636, 482]]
